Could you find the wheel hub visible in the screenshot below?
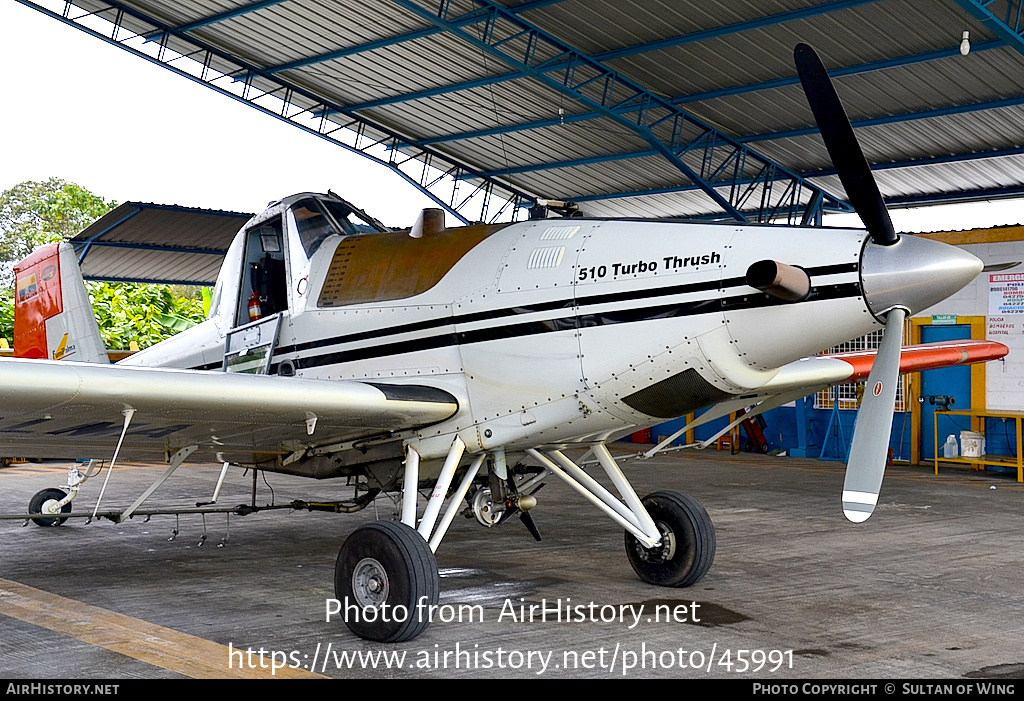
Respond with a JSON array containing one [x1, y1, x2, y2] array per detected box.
[[351, 557, 389, 608], [637, 521, 676, 563], [472, 488, 502, 527], [41, 498, 62, 516]]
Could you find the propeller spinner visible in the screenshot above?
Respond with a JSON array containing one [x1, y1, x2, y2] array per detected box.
[[794, 44, 983, 522]]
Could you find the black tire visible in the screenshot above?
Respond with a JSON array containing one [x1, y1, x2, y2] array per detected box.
[[335, 521, 440, 643], [625, 490, 715, 587], [29, 488, 71, 527]]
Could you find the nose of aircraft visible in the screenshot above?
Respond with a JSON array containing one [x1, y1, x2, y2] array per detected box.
[[860, 235, 983, 321]]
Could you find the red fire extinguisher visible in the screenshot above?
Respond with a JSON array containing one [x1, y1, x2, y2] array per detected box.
[[248, 291, 263, 321]]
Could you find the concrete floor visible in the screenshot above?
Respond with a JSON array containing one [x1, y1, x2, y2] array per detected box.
[[1, 448, 1023, 680]]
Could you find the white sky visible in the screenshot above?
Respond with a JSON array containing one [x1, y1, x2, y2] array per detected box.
[[1, 0, 1022, 232]]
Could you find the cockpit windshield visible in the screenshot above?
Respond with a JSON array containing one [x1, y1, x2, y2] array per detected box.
[[289, 196, 388, 258]]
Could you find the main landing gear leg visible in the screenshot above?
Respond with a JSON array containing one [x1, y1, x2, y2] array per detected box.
[[527, 444, 715, 588], [335, 436, 484, 642]]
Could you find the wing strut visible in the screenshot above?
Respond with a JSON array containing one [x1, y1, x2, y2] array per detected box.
[[90, 408, 136, 521]]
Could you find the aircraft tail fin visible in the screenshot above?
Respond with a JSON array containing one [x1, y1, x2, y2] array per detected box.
[[13, 242, 108, 363]]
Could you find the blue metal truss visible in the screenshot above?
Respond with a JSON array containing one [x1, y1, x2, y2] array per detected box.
[[391, 0, 847, 223], [566, 144, 1024, 211], [262, 0, 567, 75], [951, 0, 1024, 54], [17, 0, 539, 225], [171, 1, 292, 32], [423, 39, 1003, 147], [469, 93, 1024, 180], [357, 0, 880, 120]]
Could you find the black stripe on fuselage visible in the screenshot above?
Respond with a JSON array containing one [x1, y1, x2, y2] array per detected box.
[[278, 281, 861, 372], [271, 263, 859, 357]]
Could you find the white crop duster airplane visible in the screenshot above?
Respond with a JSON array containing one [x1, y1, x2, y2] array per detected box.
[[0, 45, 1008, 642]]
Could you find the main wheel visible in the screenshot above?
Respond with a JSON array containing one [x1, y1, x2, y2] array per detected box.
[[335, 521, 440, 642], [625, 490, 715, 587], [29, 488, 71, 527]]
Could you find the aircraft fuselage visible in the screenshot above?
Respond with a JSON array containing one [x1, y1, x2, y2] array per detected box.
[[121, 194, 980, 465]]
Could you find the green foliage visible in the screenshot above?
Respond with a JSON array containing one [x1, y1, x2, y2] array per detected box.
[[0, 286, 12, 348], [0, 179, 209, 350], [0, 178, 116, 287], [86, 281, 206, 349]]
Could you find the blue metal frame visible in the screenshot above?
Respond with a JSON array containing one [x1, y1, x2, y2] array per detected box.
[[17, 0, 538, 225], [173, 1, 292, 32], [471, 93, 1024, 179], [75, 206, 142, 265], [951, 0, 1024, 55], [742, 94, 1024, 143], [802, 144, 1024, 178], [424, 40, 1003, 147], [391, 0, 846, 223], [263, 0, 567, 74], [566, 144, 1024, 211], [365, 0, 881, 122]]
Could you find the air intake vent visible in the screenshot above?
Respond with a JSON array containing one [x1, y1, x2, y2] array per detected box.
[[527, 246, 565, 269], [539, 225, 579, 241]]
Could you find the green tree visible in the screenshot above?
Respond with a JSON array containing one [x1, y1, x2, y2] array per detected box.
[[0, 179, 207, 350], [0, 178, 115, 286]]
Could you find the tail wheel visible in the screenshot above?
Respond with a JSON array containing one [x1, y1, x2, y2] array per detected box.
[[625, 490, 715, 587], [29, 488, 72, 527], [335, 521, 440, 643]]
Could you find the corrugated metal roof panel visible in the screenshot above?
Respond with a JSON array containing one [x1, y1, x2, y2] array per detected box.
[[71, 202, 252, 284], [29, 0, 1024, 220]]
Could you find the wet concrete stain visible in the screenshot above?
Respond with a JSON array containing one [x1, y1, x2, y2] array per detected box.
[[623, 599, 750, 627], [964, 663, 1024, 679]]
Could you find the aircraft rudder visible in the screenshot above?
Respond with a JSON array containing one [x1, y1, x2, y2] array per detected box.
[[12, 242, 108, 363]]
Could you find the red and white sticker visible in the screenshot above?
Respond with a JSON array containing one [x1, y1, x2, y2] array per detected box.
[[873, 381, 883, 396]]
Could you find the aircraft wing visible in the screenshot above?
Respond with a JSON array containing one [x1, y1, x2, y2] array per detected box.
[[645, 339, 1007, 455], [0, 358, 457, 463], [761, 338, 1009, 394]]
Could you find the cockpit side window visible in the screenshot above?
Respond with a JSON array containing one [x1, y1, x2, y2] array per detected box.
[[290, 199, 352, 258]]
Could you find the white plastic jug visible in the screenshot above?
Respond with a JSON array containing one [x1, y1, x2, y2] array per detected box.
[[943, 434, 959, 459]]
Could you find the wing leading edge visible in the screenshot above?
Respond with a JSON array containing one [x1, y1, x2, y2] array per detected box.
[[0, 358, 457, 462], [645, 340, 1007, 457]]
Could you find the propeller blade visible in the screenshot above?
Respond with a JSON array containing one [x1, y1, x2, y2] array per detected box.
[[842, 307, 907, 522], [982, 261, 1021, 273], [794, 43, 897, 246], [520, 511, 542, 541]]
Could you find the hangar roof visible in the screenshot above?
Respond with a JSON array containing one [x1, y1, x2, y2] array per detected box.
[[72, 202, 251, 284], [20, 0, 1024, 225]]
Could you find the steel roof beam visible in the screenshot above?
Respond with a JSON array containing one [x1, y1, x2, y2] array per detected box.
[[739, 93, 1024, 142], [950, 0, 1024, 56], [18, 0, 538, 225], [802, 143, 1024, 178], [471, 93, 1024, 179], [884, 185, 1024, 207], [264, 0, 566, 74], [423, 39, 1003, 146], [674, 39, 1004, 104], [564, 145, 1024, 208], [391, 0, 845, 223], [595, 0, 882, 62], [175, 0, 292, 32], [357, 0, 880, 127]]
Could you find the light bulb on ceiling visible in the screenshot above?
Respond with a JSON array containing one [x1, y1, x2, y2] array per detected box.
[[960, 30, 971, 55]]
